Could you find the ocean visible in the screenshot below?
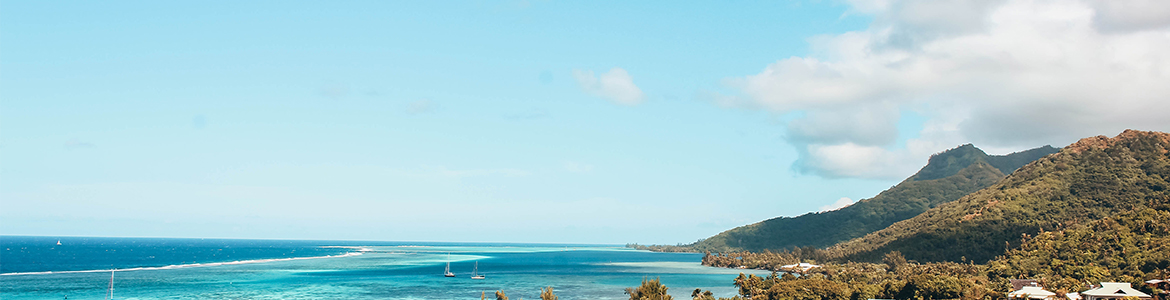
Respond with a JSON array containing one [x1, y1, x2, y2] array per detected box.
[[0, 236, 767, 299]]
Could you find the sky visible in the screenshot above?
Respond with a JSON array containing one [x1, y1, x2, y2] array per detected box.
[[3, 0, 1169, 245]]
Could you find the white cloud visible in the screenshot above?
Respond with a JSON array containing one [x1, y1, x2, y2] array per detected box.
[[798, 143, 919, 179], [727, 0, 1170, 179], [819, 197, 856, 212], [1088, 0, 1170, 32], [573, 68, 645, 105]]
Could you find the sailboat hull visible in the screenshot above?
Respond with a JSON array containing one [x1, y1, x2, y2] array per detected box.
[[443, 254, 456, 277], [471, 261, 485, 279]]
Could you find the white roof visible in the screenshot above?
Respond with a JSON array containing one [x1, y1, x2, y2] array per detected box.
[[1010, 286, 1056, 299], [1066, 292, 1081, 300], [1145, 279, 1166, 284], [1082, 282, 1151, 298], [780, 263, 821, 271]]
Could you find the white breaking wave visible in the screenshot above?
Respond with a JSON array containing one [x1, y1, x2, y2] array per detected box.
[[322, 246, 375, 252], [0, 252, 363, 276]]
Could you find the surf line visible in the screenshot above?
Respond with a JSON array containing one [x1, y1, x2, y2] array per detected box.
[[0, 252, 363, 276]]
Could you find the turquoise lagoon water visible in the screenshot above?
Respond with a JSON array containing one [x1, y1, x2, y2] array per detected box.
[[1, 236, 767, 299]]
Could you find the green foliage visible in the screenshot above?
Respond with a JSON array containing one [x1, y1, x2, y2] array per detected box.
[[884, 251, 909, 274], [984, 146, 1060, 176], [823, 130, 1170, 263], [626, 278, 674, 300], [540, 286, 558, 300], [664, 131, 1169, 300], [691, 288, 718, 300], [987, 208, 1170, 295], [642, 145, 1056, 254], [728, 260, 994, 300], [912, 144, 1058, 181], [910, 144, 998, 181], [697, 131, 1170, 300], [706, 204, 1170, 300]]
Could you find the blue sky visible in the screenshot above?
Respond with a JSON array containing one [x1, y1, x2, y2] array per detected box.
[[4, 0, 1169, 244]]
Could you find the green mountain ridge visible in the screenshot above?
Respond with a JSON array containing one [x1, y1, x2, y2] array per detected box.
[[824, 129, 1170, 264], [661, 144, 1059, 253]]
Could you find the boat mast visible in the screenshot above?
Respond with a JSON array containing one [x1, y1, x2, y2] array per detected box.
[[106, 270, 114, 300]]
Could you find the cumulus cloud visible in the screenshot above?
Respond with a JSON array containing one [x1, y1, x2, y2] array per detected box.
[[819, 197, 856, 212], [727, 0, 1170, 179], [573, 68, 645, 105]]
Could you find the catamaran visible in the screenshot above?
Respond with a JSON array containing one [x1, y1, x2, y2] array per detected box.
[[471, 261, 485, 279], [444, 253, 455, 277]]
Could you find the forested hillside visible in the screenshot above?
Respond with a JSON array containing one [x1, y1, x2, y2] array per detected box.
[[988, 207, 1170, 294], [824, 130, 1170, 263], [699, 194, 1170, 300], [645, 144, 1057, 253]]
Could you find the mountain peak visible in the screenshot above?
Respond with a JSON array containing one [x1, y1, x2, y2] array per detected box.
[[908, 144, 989, 181], [909, 144, 1059, 182]]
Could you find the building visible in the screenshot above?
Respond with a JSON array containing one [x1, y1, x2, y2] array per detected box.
[[1081, 282, 1151, 300], [1144, 280, 1168, 300], [1010, 286, 1057, 299], [1008, 280, 1055, 300], [779, 263, 821, 273], [1011, 279, 1042, 291]]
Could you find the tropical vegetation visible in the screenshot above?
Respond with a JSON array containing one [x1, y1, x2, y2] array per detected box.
[[632, 145, 1058, 253]]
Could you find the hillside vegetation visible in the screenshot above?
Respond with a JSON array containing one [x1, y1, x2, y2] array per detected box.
[[820, 130, 1170, 263], [698, 203, 1170, 300], [988, 207, 1170, 293], [688, 130, 1170, 300], [642, 144, 1057, 253]]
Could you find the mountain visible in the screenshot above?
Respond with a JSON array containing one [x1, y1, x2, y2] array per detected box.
[[675, 144, 1059, 253], [825, 130, 1170, 264]]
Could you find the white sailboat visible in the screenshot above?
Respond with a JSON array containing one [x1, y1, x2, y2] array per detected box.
[[470, 261, 485, 279], [444, 253, 455, 277]]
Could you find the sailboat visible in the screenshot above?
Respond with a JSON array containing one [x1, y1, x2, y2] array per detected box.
[[444, 253, 455, 277], [470, 261, 485, 279], [57, 239, 62, 246]]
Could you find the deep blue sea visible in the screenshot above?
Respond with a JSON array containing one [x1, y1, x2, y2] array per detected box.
[[0, 236, 767, 299]]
